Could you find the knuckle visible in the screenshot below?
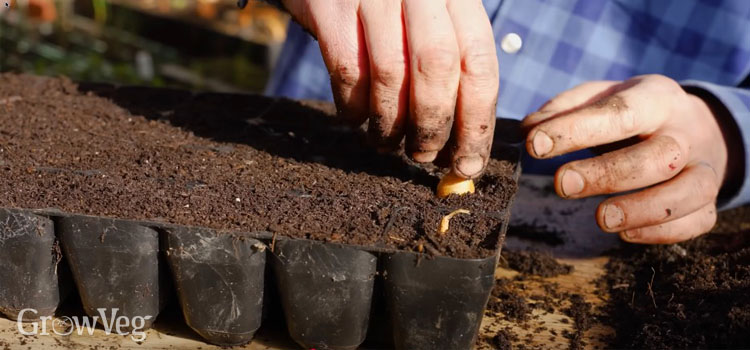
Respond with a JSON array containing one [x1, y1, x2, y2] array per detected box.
[[594, 156, 630, 190], [332, 60, 364, 89], [460, 46, 498, 81], [415, 46, 459, 80], [611, 105, 637, 135], [643, 74, 681, 92], [458, 106, 496, 134], [590, 94, 637, 136], [371, 58, 406, 88], [653, 135, 685, 177], [655, 134, 681, 152], [641, 74, 684, 102], [693, 171, 720, 202]]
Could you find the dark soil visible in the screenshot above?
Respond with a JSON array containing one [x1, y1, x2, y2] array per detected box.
[[0, 73, 518, 259], [479, 206, 750, 350], [501, 250, 574, 277], [602, 205, 750, 349], [487, 252, 574, 323], [488, 328, 517, 350], [487, 278, 533, 322], [478, 250, 581, 349], [562, 294, 592, 350]]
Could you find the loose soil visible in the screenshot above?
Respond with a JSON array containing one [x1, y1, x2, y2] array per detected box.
[[602, 205, 750, 349], [487, 328, 516, 350], [487, 278, 533, 322], [478, 251, 586, 350], [477, 205, 750, 350], [562, 294, 592, 350], [0, 73, 518, 259], [501, 250, 574, 277]]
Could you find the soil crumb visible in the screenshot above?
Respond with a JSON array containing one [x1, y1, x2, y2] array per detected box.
[[0, 74, 519, 259], [562, 294, 592, 350], [501, 250, 574, 277], [478, 249, 581, 349], [601, 205, 750, 349], [489, 328, 517, 350], [488, 278, 532, 322]]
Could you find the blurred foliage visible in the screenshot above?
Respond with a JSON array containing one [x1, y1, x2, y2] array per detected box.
[[0, 0, 273, 92]]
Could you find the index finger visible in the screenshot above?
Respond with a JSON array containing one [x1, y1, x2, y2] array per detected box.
[[526, 75, 681, 159]]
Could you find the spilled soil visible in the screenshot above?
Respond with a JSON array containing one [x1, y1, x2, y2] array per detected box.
[[480, 205, 750, 350], [0, 73, 518, 259], [477, 250, 591, 350], [601, 205, 750, 349], [501, 250, 574, 278]]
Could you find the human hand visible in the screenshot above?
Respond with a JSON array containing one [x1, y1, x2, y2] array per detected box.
[[522, 75, 731, 244], [281, 0, 499, 178]]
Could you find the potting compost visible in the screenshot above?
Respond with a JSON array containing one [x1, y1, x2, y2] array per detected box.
[[0, 73, 517, 259], [0, 73, 520, 350]]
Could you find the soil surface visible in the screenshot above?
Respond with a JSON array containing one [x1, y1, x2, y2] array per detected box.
[[602, 205, 750, 349], [0, 73, 518, 259]]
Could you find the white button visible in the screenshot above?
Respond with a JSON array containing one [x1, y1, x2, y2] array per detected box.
[[501, 33, 523, 54]]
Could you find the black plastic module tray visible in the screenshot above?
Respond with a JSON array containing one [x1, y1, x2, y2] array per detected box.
[[0, 85, 521, 350]]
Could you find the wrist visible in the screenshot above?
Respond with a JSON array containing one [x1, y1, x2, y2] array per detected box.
[[686, 87, 744, 204]]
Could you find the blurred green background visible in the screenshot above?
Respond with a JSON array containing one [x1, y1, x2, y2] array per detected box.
[[0, 0, 289, 92]]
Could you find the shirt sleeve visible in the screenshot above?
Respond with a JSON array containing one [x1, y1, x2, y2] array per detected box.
[[264, 21, 334, 102], [681, 80, 750, 210]]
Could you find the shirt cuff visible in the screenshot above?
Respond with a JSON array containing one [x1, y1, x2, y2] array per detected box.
[[681, 80, 750, 210]]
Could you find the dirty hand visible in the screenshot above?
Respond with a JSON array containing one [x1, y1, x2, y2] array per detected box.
[[522, 75, 731, 244], [281, 0, 499, 178]]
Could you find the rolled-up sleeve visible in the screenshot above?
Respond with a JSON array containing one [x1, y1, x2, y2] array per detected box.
[[682, 80, 750, 210]]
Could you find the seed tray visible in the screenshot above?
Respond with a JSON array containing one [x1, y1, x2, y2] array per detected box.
[[0, 83, 520, 349]]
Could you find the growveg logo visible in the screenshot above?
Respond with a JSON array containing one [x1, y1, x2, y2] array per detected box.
[[17, 308, 152, 342]]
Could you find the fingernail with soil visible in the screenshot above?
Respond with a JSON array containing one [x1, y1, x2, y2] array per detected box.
[[412, 150, 438, 163], [603, 204, 624, 229], [560, 169, 584, 197], [455, 156, 484, 178], [532, 130, 553, 157]]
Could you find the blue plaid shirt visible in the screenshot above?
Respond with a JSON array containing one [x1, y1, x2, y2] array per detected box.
[[265, 0, 750, 209]]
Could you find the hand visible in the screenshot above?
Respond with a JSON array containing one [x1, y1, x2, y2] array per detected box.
[[522, 75, 730, 244], [281, 0, 499, 178]]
